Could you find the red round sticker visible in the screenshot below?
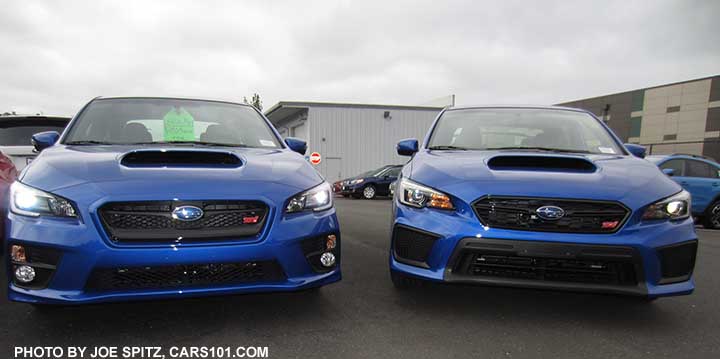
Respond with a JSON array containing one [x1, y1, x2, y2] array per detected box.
[[309, 152, 321, 165]]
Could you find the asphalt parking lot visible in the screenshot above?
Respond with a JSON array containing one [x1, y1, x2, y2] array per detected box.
[[1, 197, 719, 358]]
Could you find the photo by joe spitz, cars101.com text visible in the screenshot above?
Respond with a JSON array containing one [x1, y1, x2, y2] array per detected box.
[[1, 1, 719, 358]]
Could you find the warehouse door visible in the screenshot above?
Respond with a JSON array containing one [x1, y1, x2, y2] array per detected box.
[[324, 157, 342, 182]]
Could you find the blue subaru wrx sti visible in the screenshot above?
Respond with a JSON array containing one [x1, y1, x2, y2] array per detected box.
[[390, 106, 697, 300], [6, 97, 340, 305]]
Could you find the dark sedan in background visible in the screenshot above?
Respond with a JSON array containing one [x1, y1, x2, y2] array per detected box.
[[333, 165, 402, 199]]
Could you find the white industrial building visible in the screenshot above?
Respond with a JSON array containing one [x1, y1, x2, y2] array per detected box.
[[265, 101, 443, 182]]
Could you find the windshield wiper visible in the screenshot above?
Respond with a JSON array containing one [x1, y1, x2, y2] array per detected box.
[[428, 145, 470, 151], [127, 141, 251, 148], [65, 140, 116, 145], [483, 146, 593, 154]]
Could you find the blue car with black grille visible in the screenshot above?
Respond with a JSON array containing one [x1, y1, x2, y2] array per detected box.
[[6, 97, 341, 305], [390, 106, 697, 300]]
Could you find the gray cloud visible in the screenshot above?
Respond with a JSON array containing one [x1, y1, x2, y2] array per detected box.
[[0, 0, 718, 115]]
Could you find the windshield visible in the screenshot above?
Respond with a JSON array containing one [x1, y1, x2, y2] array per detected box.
[[63, 98, 281, 148], [0, 118, 69, 146], [427, 108, 624, 155]]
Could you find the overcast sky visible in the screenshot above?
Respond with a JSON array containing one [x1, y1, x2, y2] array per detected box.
[[1, 0, 718, 115]]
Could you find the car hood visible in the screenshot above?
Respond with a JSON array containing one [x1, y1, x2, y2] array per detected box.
[[21, 145, 322, 200], [407, 150, 682, 208]]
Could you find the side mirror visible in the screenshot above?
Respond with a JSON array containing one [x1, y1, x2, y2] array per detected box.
[[662, 168, 675, 177], [284, 137, 307, 155], [32, 131, 60, 152], [624, 143, 646, 158], [397, 139, 419, 156]]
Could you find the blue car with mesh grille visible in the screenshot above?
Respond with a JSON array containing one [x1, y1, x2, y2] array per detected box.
[[6, 97, 341, 305], [390, 105, 697, 300]]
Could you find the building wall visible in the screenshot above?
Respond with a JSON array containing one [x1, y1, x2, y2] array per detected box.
[[558, 75, 720, 159], [305, 106, 440, 182], [272, 110, 308, 140]]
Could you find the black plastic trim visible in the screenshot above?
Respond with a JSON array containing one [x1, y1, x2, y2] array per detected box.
[[657, 240, 698, 285], [444, 238, 648, 296], [98, 200, 268, 243], [300, 232, 341, 273], [471, 195, 631, 234], [8, 244, 62, 290], [391, 224, 441, 269]]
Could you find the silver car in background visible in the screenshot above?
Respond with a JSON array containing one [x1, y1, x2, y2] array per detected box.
[[0, 115, 70, 171]]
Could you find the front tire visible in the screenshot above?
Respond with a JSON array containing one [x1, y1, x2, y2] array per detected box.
[[362, 185, 376, 200], [702, 200, 720, 229]]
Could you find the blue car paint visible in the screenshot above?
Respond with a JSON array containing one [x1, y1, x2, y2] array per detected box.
[[648, 154, 720, 215], [390, 106, 696, 298], [6, 100, 341, 305]]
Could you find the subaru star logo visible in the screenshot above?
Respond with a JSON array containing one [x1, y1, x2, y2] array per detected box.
[[535, 205, 565, 220], [172, 206, 204, 221]]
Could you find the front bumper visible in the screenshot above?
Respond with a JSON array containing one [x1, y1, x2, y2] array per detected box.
[[6, 207, 341, 305], [334, 184, 362, 196], [390, 200, 697, 298]]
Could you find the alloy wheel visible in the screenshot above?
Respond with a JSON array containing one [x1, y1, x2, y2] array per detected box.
[[711, 203, 720, 228], [363, 186, 375, 199]]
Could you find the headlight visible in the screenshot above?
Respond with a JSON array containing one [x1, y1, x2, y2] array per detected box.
[[398, 177, 454, 210], [286, 182, 333, 213], [10, 181, 77, 217], [351, 178, 364, 185], [642, 190, 691, 221]]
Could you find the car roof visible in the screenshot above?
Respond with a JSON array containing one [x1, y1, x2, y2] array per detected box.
[[94, 96, 254, 108], [0, 115, 70, 121], [648, 153, 719, 164], [444, 105, 588, 113]]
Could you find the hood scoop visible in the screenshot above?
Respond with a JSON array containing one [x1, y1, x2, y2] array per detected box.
[[487, 155, 596, 173], [121, 150, 242, 168]]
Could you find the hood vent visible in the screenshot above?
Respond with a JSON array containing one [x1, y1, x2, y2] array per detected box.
[[487, 155, 596, 173], [121, 150, 242, 168]]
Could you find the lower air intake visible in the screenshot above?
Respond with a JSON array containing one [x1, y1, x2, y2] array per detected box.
[[392, 225, 439, 268], [86, 261, 285, 291], [463, 253, 637, 285], [658, 240, 697, 284]]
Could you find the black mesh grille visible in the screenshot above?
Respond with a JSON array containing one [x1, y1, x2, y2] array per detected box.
[[99, 201, 268, 243], [392, 226, 439, 268], [658, 240, 697, 284], [105, 211, 257, 230], [473, 196, 629, 234], [462, 253, 637, 285], [86, 261, 285, 291]]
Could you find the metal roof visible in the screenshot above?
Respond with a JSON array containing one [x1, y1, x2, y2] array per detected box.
[[555, 74, 719, 105], [264, 101, 444, 123]]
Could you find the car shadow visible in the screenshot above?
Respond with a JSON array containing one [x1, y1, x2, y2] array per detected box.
[[385, 281, 679, 331], [3, 264, 686, 346], [5, 281, 683, 345]]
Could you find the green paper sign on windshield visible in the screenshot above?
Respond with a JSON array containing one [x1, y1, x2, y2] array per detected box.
[[163, 108, 195, 141]]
